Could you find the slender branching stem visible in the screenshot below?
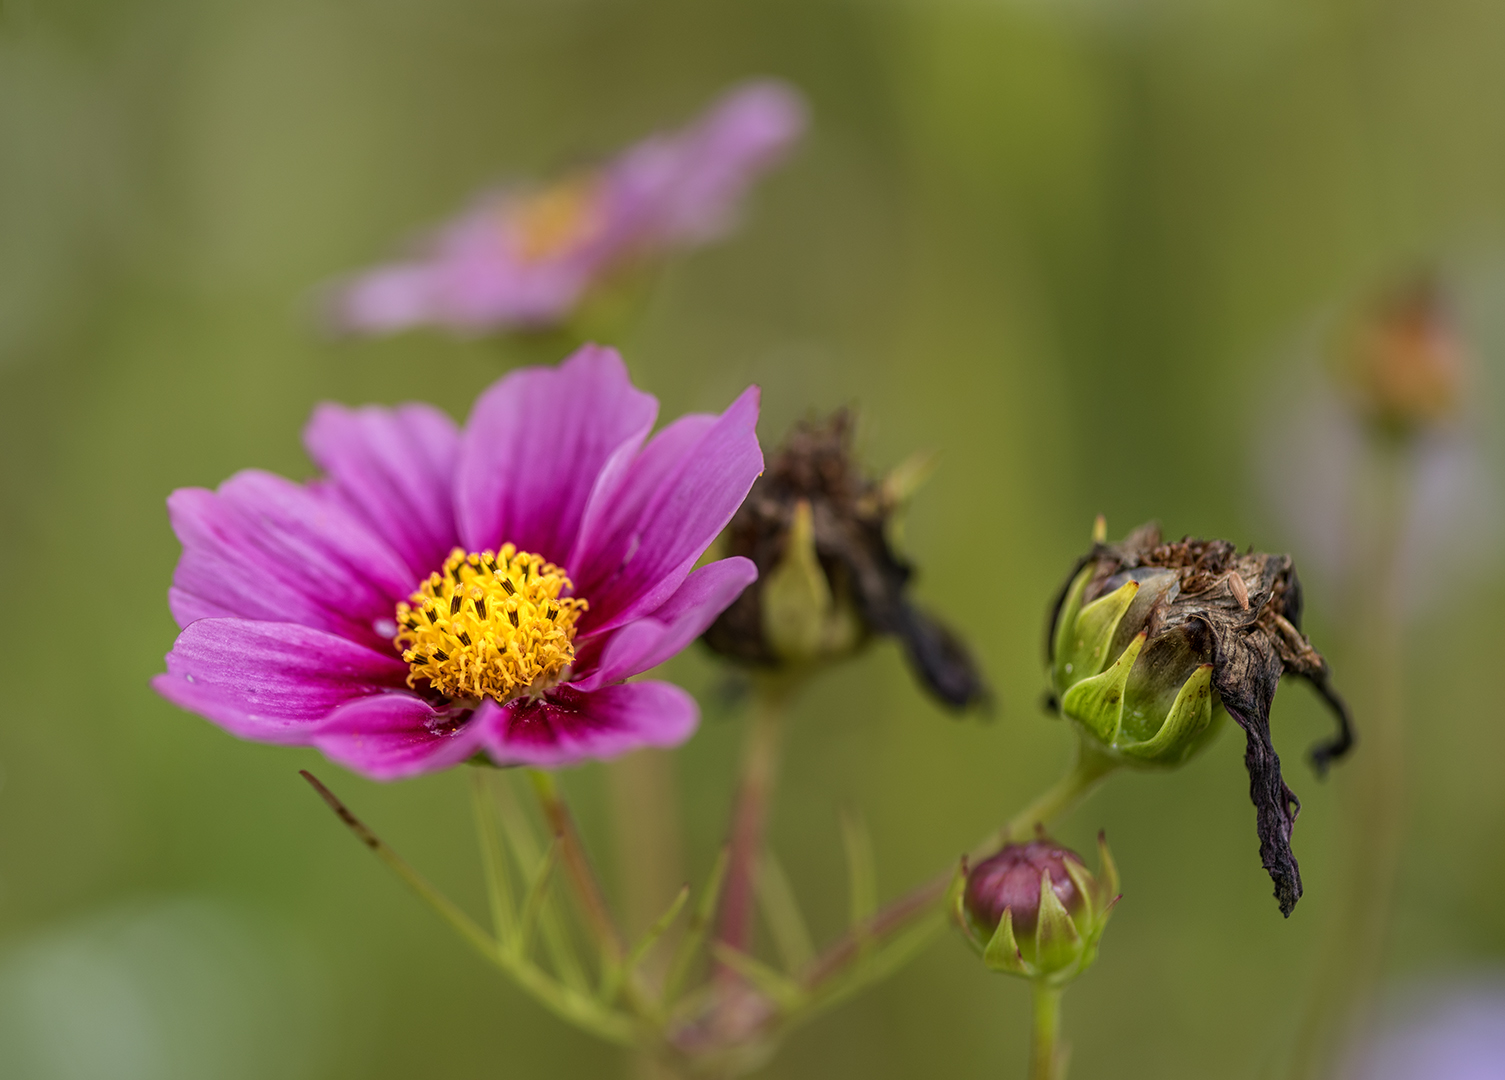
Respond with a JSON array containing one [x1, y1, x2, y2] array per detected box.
[[1029, 983, 1065, 1080], [528, 769, 627, 966], [997, 743, 1119, 849], [801, 742, 1116, 999], [303, 770, 637, 1045], [716, 678, 792, 957]]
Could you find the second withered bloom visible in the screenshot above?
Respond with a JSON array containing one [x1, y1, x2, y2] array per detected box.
[[703, 411, 989, 711], [1049, 523, 1354, 915]]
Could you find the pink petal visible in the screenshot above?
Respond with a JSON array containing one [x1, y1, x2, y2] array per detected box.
[[572, 557, 757, 690], [584, 385, 762, 635], [476, 681, 698, 768], [167, 471, 418, 650], [609, 79, 808, 247], [153, 619, 410, 744], [569, 411, 718, 593], [327, 263, 443, 335], [303, 401, 461, 581], [310, 695, 485, 781], [455, 344, 658, 563]]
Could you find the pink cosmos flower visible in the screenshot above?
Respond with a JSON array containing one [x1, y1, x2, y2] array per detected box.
[[152, 346, 763, 779], [329, 79, 808, 336]]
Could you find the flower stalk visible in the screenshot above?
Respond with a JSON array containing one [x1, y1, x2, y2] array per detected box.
[[999, 744, 1118, 846], [528, 770, 628, 972], [1030, 983, 1064, 1080], [717, 676, 793, 959]]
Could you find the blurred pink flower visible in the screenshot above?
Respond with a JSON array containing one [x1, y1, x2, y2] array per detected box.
[[1259, 273, 1501, 617], [1340, 978, 1505, 1080], [328, 80, 807, 336], [153, 345, 763, 779]]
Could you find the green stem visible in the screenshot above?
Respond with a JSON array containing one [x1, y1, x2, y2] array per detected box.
[[716, 678, 791, 957], [1029, 983, 1065, 1080], [803, 742, 1117, 998], [303, 770, 637, 1045], [995, 742, 1119, 851], [528, 770, 627, 968]]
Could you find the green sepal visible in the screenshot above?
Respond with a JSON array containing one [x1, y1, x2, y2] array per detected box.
[[946, 859, 983, 956], [982, 908, 1031, 977], [1033, 871, 1083, 976], [1061, 631, 1145, 746], [1057, 578, 1140, 691], [1062, 858, 1101, 929], [1119, 663, 1215, 766], [1094, 831, 1120, 911], [763, 499, 833, 662], [1051, 566, 1092, 688]]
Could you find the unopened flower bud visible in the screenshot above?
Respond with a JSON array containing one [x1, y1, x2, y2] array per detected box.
[[1048, 522, 1355, 915], [1339, 273, 1467, 441], [950, 835, 1119, 985], [704, 410, 989, 711]]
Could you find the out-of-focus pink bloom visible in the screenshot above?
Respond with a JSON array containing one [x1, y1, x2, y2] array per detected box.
[[329, 80, 807, 336], [1340, 978, 1505, 1080], [153, 345, 763, 779], [1259, 272, 1501, 617]]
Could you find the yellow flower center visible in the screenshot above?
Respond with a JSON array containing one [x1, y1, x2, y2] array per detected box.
[[508, 175, 604, 263], [394, 546, 587, 705]]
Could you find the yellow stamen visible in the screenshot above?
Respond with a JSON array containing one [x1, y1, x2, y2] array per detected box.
[[394, 545, 587, 704], [508, 175, 603, 263]]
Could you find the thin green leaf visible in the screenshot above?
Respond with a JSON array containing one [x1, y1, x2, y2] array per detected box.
[[627, 884, 690, 974], [799, 912, 945, 1022], [301, 771, 498, 963], [663, 845, 730, 1004], [602, 884, 690, 1005], [469, 770, 516, 946], [493, 773, 590, 992], [517, 837, 561, 959], [756, 852, 816, 974], [710, 943, 806, 1012], [840, 808, 877, 948]]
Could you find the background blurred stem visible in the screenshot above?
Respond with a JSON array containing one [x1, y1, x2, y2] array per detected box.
[[609, 750, 688, 962], [717, 677, 793, 960], [1029, 983, 1064, 1080], [1287, 441, 1411, 1079], [529, 769, 627, 969], [608, 752, 690, 1080]]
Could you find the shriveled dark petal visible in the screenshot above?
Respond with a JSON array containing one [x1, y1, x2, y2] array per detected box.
[[806, 480, 989, 711], [1300, 672, 1356, 776], [893, 603, 992, 712], [1210, 620, 1304, 917], [1261, 579, 1356, 775]]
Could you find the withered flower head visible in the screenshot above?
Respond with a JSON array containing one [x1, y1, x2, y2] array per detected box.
[[703, 410, 989, 711], [1048, 523, 1354, 916]]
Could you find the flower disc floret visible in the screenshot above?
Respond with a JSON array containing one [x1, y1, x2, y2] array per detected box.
[[396, 545, 587, 704]]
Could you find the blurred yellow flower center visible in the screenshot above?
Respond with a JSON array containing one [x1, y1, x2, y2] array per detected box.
[[394, 546, 587, 705], [509, 176, 604, 263]]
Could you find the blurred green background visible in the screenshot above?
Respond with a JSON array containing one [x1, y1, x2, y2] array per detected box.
[[2, 0, 1503, 1077]]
